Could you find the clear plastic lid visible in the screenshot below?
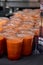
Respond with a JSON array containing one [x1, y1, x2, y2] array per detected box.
[[23, 21, 34, 26], [0, 17, 9, 26], [2, 31, 16, 39], [23, 9, 33, 13], [21, 24, 33, 30], [16, 31, 34, 39], [16, 33, 26, 38], [13, 11, 23, 20], [4, 32, 23, 43], [13, 11, 23, 15], [10, 18, 22, 27]]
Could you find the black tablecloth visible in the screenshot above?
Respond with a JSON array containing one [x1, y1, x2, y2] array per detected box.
[[0, 55, 43, 65]]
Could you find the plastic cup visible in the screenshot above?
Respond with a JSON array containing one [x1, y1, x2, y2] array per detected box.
[[0, 35, 5, 57], [16, 31, 34, 56], [6, 36, 23, 60]]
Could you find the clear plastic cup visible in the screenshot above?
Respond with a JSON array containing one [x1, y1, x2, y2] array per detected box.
[[16, 31, 34, 56], [6, 36, 23, 60], [0, 33, 5, 56]]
